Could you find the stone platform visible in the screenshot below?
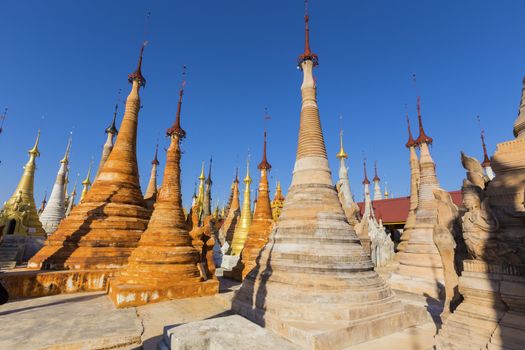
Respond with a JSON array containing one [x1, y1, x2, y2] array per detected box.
[[0, 268, 118, 299]]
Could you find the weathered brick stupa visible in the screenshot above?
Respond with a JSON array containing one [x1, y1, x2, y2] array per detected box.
[[39, 135, 71, 235], [109, 68, 219, 308], [390, 97, 445, 298], [232, 3, 413, 348], [397, 114, 419, 253], [12, 44, 151, 296], [240, 131, 274, 279]]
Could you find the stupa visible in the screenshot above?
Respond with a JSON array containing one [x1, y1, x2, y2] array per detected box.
[[270, 181, 284, 221], [218, 171, 240, 247], [144, 144, 159, 208], [390, 96, 445, 298], [39, 135, 71, 235], [397, 114, 420, 253], [202, 158, 213, 217], [231, 4, 413, 348], [95, 103, 119, 179], [19, 44, 151, 297], [335, 129, 359, 227], [240, 131, 274, 279], [480, 129, 495, 179], [108, 67, 218, 308], [372, 161, 383, 200], [354, 159, 372, 253], [229, 160, 252, 256], [65, 181, 76, 216], [79, 161, 92, 204]]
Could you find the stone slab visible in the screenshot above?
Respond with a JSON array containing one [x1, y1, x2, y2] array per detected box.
[[159, 315, 301, 350], [0, 292, 142, 350]]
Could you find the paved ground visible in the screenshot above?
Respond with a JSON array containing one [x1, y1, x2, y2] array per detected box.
[[0, 277, 438, 350]]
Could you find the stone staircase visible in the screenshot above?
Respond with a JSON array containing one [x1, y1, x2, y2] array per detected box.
[[0, 236, 27, 270]]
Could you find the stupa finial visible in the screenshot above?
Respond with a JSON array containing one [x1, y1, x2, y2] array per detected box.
[[373, 161, 380, 182], [415, 96, 433, 145], [336, 129, 348, 159], [29, 129, 41, 157], [362, 158, 370, 185], [61, 132, 73, 164], [152, 144, 159, 165], [258, 130, 272, 170], [405, 109, 416, 148], [128, 41, 147, 87], [297, 0, 318, 68], [106, 102, 119, 135], [167, 65, 187, 139], [206, 157, 213, 185], [480, 128, 491, 167]]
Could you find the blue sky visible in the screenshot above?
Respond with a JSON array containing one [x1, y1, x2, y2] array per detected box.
[[0, 0, 524, 208]]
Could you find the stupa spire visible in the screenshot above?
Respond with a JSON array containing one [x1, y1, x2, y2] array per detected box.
[[230, 156, 252, 256], [336, 129, 348, 160], [362, 158, 370, 185], [144, 144, 159, 203], [257, 131, 272, 170], [297, 0, 318, 68], [39, 134, 73, 234], [415, 96, 433, 145], [38, 191, 47, 215], [335, 129, 358, 226], [372, 161, 383, 200], [405, 111, 416, 148], [203, 156, 213, 217], [480, 129, 490, 167], [96, 100, 120, 179], [128, 42, 147, 87], [79, 160, 92, 204], [166, 65, 187, 139], [105, 103, 119, 135]]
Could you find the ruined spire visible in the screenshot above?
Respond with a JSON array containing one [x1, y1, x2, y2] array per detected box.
[[128, 42, 147, 87], [166, 65, 187, 139], [373, 161, 380, 182], [257, 130, 272, 170], [362, 159, 370, 185], [480, 129, 491, 167], [336, 129, 348, 159], [415, 96, 433, 145], [405, 111, 416, 148], [297, 0, 318, 68], [105, 103, 119, 135]]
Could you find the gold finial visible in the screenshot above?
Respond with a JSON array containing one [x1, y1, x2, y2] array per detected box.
[[29, 129, 41, 157], [82, 160, 93, 186], [244, 155, 252, 185], [61, 132, 73, 164], [384, 181, 389, 199], [336, 129, 348, 159], [198, 161, 205, 180]]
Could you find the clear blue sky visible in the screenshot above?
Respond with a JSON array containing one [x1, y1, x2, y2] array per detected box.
[[1, 0, 524, 208]]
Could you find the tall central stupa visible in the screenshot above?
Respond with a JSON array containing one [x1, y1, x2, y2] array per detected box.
[[231, 3, 411, 348]]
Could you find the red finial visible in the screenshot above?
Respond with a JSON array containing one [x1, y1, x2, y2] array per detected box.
[[415, 96, 433, 145], [480, 129, 491, 167], [128, 42, 147, 87], [297, 0, 319, 68], [362, 158, 370, 185], [167, 65, 187, 139], [152, 144, 159, 165], [373, 161, 380, 182], [258, 130, 272, 170], [405, 109, 416, 148]]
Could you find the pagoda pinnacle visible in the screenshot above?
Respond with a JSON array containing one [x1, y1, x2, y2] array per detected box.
[[128, 42, 147, 87], [336, 129, 348, 159], [199, 162, 205, 180], [61, 133, 72, 164], [29, 129, 41, 158], [405, 112, 416, 148], [105, 103, 119, 135], [152, 144, 159, 166], [373, 161, 380, 182], [244, 156, 252, 185], [297, 0, 318, 68], [480, 129, 490, 167], [257, 131, 272, 170], [362, 159, 370, 185], [415, 96, 433, 145], [206, 157, 213, 185], [79, 160, 92, 203], [166, 65, 187, 139]]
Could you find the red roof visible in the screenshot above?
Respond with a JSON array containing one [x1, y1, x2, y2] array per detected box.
[[357, 190, 462, 225]]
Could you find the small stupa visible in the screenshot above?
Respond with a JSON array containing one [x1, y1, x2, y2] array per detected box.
[[240, 131, 274, 279], [39, 135, 72, 235], [144, 144, 159, 208], [335, 129, 359, 226], [397, 114, 420, 253], [229, 159, 252, 256], [95, 103, 119, 179], [232, 3, 412, 348], [390, 96, 445, 298], [270, 181, 284, 221], [109, 66, 218, 308], [24, 44, 152, 296]]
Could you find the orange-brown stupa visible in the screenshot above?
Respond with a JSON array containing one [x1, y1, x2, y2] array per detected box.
[[22, 45, 151, 295], [108, 67, 218, 308], [240, 131, 274, 279]]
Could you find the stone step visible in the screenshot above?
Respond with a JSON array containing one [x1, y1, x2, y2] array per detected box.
[[0, 261, 17, 270]]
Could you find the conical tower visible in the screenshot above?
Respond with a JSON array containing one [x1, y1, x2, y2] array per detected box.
[[229, 158, 252, 256], [202, 157, 213, 217], [144, 144, 159, 205], [39, 134, 72, 235], [95, 103, 119, 179], [196, 162, 206, 210], [29, 44, 151, 278], [398, 113, 420, 253], [223, 168, 238, 219], [79, 161, 92, 204], [219, 169, 240, 246], [372, 161, 383, 200], [335, 129, 358, 226], [109, 67, 218, 308], [232, 4, 410, 348], [480, 129, 495, 179], [270, 181, 284, 221], [0, 130, 45, 236], [390, 96, 444, 298], [241, 131, 274, 278]]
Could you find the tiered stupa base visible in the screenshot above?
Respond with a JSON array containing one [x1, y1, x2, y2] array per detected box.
[[232, 182, 417, 349], [435, 260, 525, 350], [389, 224, 444, 299]]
